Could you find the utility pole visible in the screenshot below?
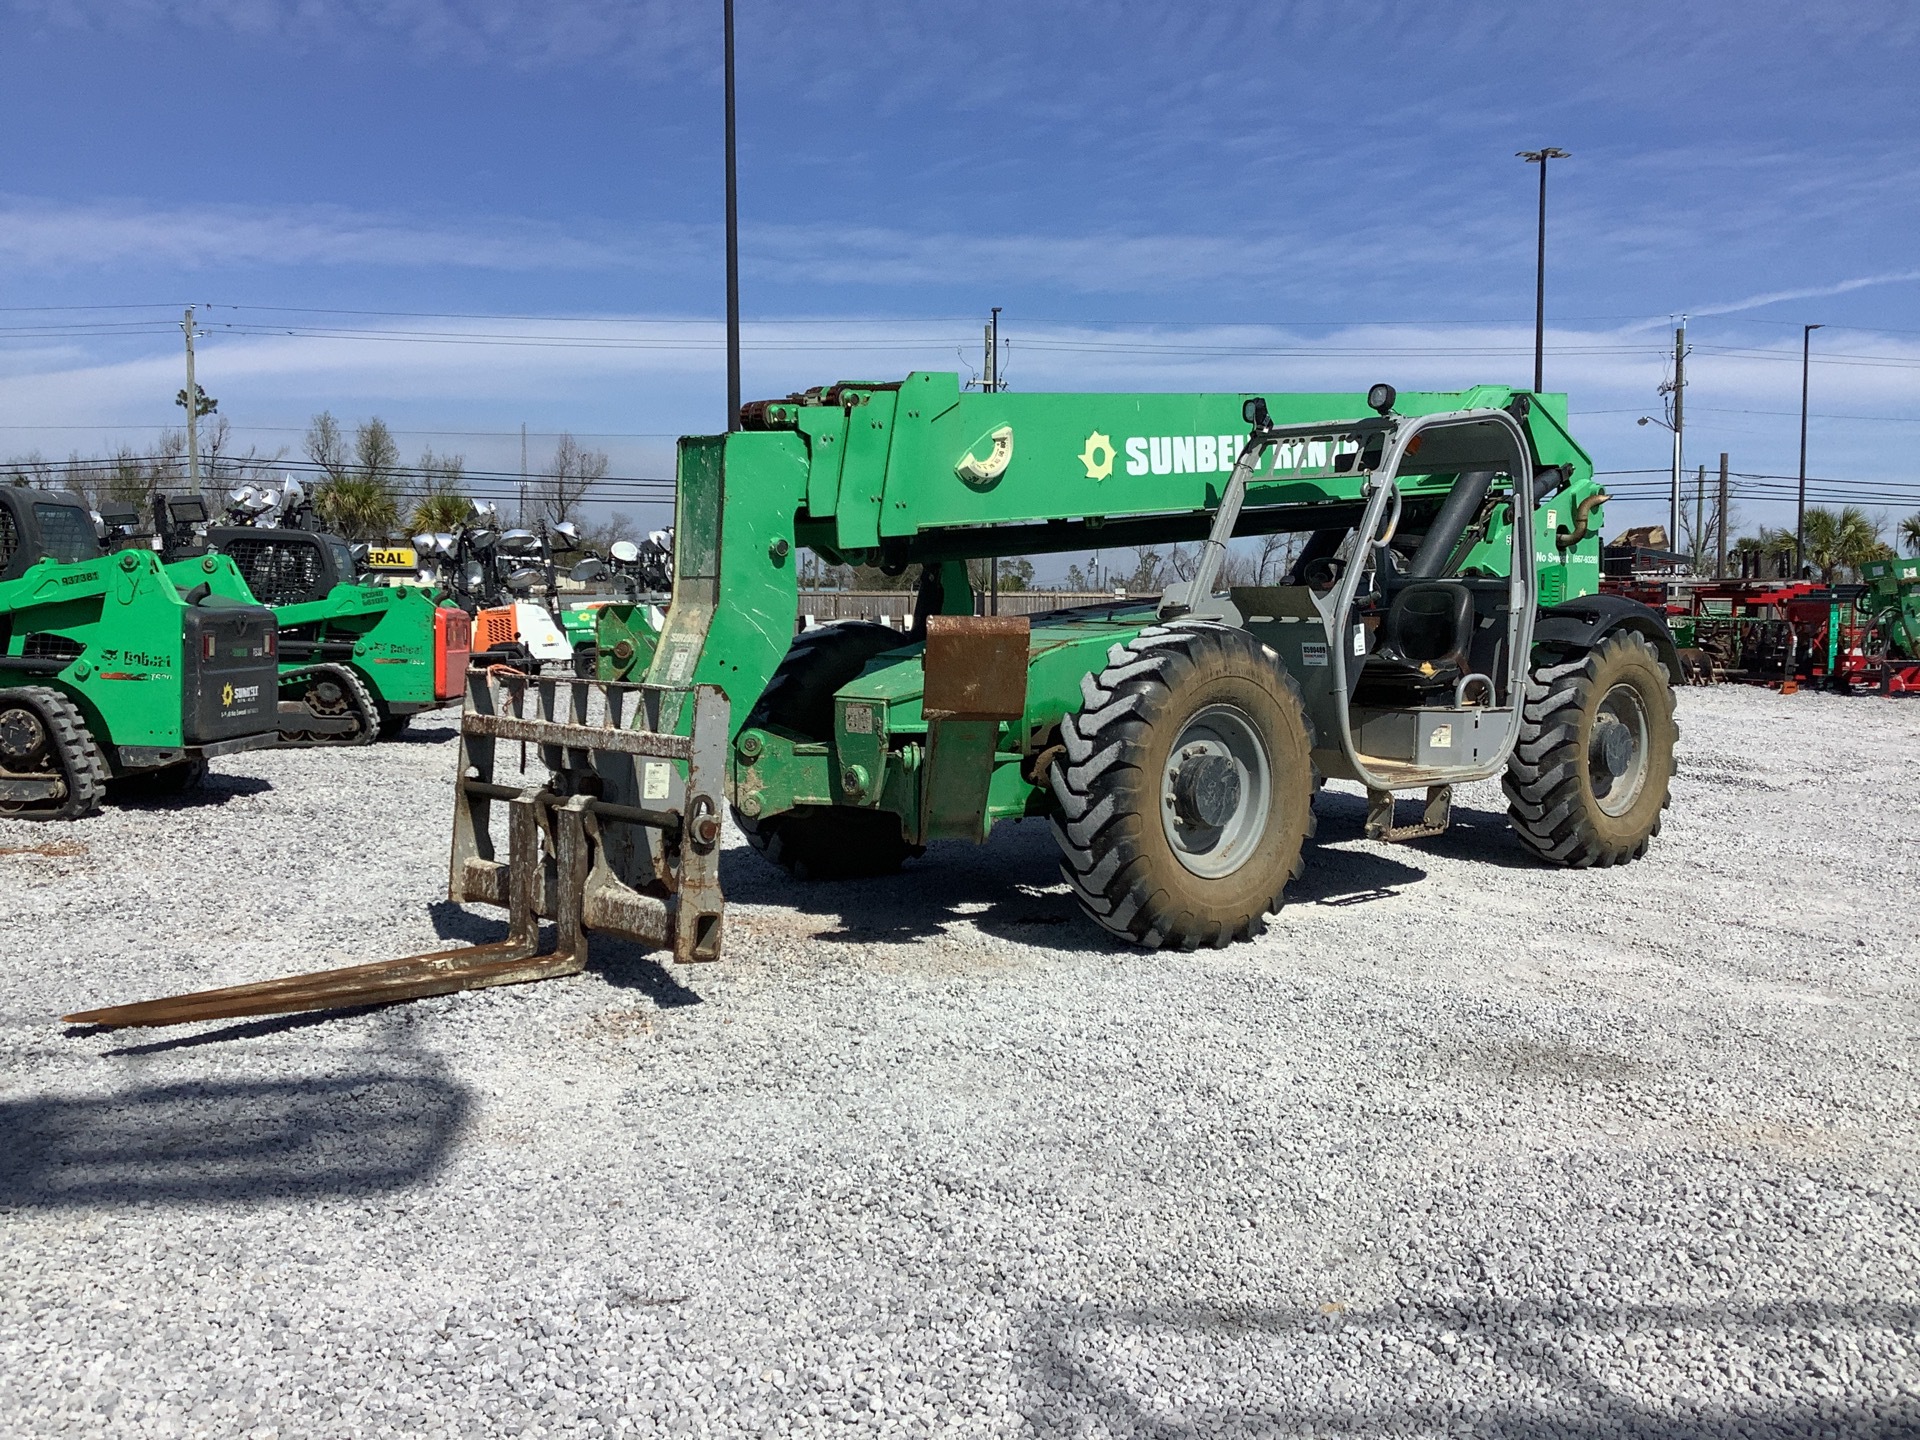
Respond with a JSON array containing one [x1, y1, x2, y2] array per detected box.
[[1517, 147, 1568, 393], [1795, 322, 1822, 577], [1693, 464, 1706, 574], [1715, 452, 1729, 581], [1669, 317, 1686, 553], [723, 0, 741, 432], [181, 307, 200, 494]]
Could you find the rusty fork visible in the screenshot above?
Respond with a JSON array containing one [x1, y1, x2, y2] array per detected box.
[[64, 793, 589, 1029], [64, 675, 727, 1032]]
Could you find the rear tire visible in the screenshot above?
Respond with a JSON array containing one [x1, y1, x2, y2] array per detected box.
[[733, 622, 922, 879], [1504, 631, 1678, 866], [1049, 625, 1315, 950]]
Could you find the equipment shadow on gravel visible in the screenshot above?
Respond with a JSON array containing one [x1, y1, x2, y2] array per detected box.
[[721, 820, 1121, 953], [421, 902, 705, 1008], [107, 774, 274, 811], [1311, 789, 1540, 871], [0, 1072, 470, 1208], [1016, 1299, 1920, 1439]]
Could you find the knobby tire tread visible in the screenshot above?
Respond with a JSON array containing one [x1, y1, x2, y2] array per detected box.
[[1048, 624, 1316, 952], [1503, 631, 1678, 868]]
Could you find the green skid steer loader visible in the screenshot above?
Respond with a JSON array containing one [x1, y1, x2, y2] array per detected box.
[[74, 376, 1680, 1026], [149, 494, 471, 745], [1, 489, 279, 820]]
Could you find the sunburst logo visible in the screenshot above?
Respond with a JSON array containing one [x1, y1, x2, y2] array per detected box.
[[1079, 431, 1115, 481], [221, 683, 234, 706]]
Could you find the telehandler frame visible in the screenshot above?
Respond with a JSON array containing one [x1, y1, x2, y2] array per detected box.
[[72, 376, 1678, 1026]]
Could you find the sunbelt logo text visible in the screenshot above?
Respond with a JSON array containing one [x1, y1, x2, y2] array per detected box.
[[1082, 432, 1361, 480]]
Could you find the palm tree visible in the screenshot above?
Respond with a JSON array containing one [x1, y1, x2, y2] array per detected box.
[[316, 476, 399, 543], [1802, 505, 1889, 582], [1902, 512, 1920, 557], [410, 491, 471, 534]]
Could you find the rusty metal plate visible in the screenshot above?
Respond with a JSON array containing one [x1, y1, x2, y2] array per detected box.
[[923, 614, 1030, 721]]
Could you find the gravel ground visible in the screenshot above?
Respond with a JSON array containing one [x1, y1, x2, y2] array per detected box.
[[2, 685, 1917, 1439]]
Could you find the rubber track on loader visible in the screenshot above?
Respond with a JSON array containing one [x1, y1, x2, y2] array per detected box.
[[0, 685, 106, 821], [278, 663, 380, 747]]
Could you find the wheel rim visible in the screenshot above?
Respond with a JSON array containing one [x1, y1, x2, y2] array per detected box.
[[1588, 681, 1650, 817], [1160, 703, 1272, 879]]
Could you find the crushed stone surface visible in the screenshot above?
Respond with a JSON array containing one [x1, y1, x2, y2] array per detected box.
[[2, 686, 1916, 1438]]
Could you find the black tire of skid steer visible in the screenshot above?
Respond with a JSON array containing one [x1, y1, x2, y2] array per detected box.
[[1504, 630, 1679, 867], [1048, 624, 1316, 951], [0, 686, 107, 821], [733, 621, 924, 880]]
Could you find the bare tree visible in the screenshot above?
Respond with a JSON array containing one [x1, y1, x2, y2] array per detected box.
[[304, 411, 350, 482], [1127, 544, 1165, 592], [1255, 531, 1297, 584], [535, 434, 609, 527]]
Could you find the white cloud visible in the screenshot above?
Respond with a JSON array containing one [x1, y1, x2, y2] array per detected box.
[[4, 313, 1915, 532], [0, 195, 701, 274]]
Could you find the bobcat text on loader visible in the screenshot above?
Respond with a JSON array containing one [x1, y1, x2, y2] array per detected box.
[[71, 376, 1680, 1027]]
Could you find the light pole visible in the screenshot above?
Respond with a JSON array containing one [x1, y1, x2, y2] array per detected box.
[[1517, 147, 1569, 393], [723, 0, 741, 432], [1795, 322, 1822, 576]]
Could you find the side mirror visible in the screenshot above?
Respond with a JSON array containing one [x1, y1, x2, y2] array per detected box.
[[1242, 396, 1271, 429]]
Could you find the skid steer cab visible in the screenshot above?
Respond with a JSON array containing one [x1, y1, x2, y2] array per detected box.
[[72, 375, 1681, 1028], [1, 489, 279, 820]]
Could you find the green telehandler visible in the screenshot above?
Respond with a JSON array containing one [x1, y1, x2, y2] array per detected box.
[[73, 376, 1679, 1026], [0, 487, 280, 820]]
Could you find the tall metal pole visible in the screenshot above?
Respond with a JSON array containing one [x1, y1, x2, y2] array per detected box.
[[1693, 463, 1705, 574], [181, 307, 200, 494], [723, 0, 741, 432], [986, 306, 1002, 613], [1795, 322, 1822, 576], [1716, 452, 1729, 580], [1517, 148, 1568, 393], [1669, 318, 1686, 552]]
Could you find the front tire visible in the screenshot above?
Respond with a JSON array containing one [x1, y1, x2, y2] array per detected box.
[[733, 621, 922, 880], [1049, 625, 1316, 950], [1504, 631, 1678, 867]]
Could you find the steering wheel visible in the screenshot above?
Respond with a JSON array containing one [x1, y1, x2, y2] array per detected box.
[[1302, 556, 1344, 593]]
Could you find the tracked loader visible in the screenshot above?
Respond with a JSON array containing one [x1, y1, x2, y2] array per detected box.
[[149, 492, 471, 743], [73, 377, 1680, 1026], [1, 488, 279, 819]]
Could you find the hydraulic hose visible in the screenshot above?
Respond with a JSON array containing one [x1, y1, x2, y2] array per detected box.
[[1407, 470, 1495, 579]]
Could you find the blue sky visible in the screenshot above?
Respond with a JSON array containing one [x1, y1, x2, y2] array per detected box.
[[3, 0, 1917, 546]]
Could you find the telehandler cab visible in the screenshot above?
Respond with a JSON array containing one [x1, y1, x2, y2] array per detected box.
[[72, 376, 1679, 1026]]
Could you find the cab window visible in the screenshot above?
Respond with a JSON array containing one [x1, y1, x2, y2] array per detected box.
[[33, 504, 100, 564]]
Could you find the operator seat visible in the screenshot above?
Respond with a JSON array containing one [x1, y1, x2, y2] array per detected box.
[[1351, 581, 1475, 703]]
